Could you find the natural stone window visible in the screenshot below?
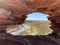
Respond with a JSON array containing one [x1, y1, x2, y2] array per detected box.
[[6, 13, 52, 35]]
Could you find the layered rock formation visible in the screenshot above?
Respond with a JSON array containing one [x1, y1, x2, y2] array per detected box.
[[0, 0, 60, 45], [0, 0, 58, 24]]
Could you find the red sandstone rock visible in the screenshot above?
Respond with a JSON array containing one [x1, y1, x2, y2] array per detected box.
[[0, 0, 60, 45], [0, 0, 60, 25]]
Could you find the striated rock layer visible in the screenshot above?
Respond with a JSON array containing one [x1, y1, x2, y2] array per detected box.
[[0, 0, 60, 33], [0, 0, 59, 24], [0, 0, 60, 45]]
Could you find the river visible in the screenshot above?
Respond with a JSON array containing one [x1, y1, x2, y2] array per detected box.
[[11, 26, 27, 35]]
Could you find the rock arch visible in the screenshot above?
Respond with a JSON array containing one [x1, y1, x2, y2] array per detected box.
[[0, 0, 59, 36], [0, 0, 60, 45], [0, 0, 59, 30]]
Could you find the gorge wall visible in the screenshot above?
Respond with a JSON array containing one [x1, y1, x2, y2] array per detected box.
[[0, 0, 60, 45], [0, 0, 60, 31], [0, 0, 60, 37]]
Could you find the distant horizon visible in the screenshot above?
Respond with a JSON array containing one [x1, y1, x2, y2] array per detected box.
[[26, 20, 49, 21], [26, 12, 49, 21]]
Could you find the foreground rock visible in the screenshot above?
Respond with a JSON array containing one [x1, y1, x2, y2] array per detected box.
[[0, 0, 60, 45]]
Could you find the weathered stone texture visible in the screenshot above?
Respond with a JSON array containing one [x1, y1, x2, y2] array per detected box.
[[0, 0, 60, 45]]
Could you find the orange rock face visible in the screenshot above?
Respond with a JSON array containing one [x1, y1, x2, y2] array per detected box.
[[0, 0, 60, 33], [0, 0, 60, 45]]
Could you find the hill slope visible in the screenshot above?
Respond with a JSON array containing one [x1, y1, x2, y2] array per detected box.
[[20, 20, 53, 35]]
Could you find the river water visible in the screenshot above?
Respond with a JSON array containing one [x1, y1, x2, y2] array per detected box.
[[11, 26, 27, 35]]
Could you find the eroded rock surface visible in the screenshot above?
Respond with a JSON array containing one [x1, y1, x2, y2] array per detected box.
[[0, 0, 60, 45], [0, 0, 60, 24]]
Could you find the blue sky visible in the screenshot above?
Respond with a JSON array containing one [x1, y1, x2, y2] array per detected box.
[[26, 13, 49, 21]]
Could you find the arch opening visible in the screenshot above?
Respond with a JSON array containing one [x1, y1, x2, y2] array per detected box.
[[6, 12, 53, 35]]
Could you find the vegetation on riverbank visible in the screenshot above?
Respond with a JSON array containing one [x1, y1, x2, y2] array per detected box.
[[19, 20, 53, 35]]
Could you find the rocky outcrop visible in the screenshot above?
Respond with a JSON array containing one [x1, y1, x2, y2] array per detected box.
[[0, 0, 60, 30], [0, 0, 59, 24], [0, 0, 60, 45]]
